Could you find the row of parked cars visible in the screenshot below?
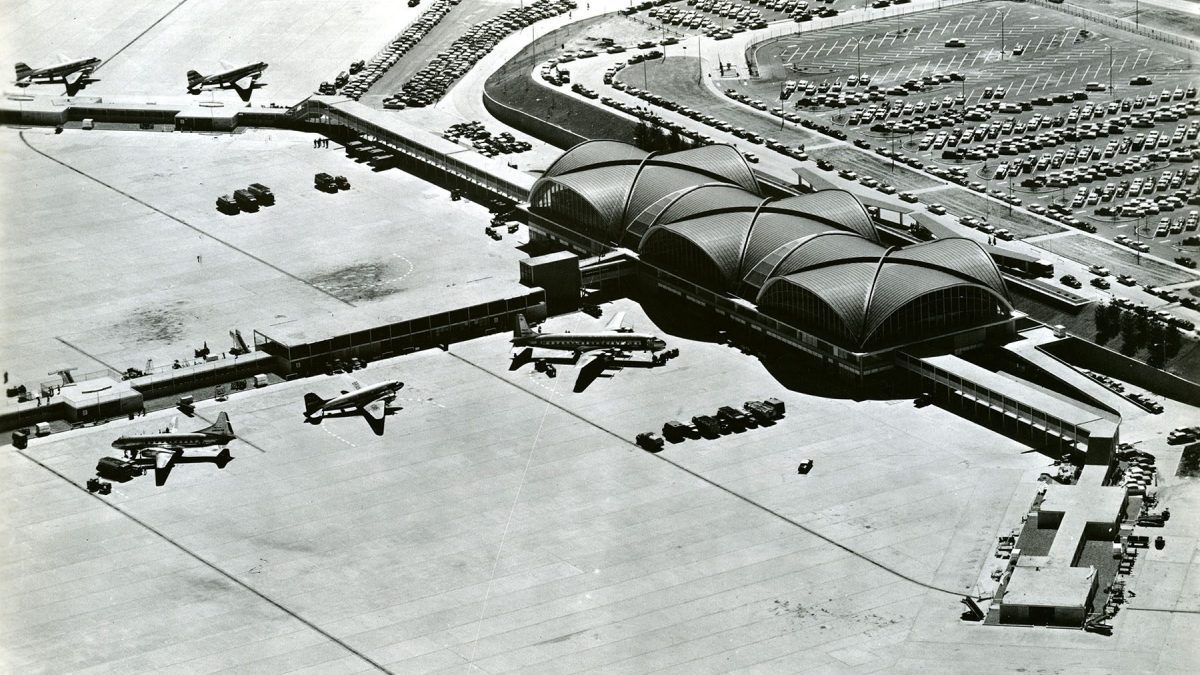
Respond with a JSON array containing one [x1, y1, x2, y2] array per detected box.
[[643, 0, 771, 36], [1110, 294, 1197, 330], [385, 0, 576, 109], [950, 105, 1199, 167], [443, 120, 532, 157], [216, 183, 274, 215], [1087, 170, 1200, 214], [863, 84, 1195, 143], [323, 0, 461, 101]]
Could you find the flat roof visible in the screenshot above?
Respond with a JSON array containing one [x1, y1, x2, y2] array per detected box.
[[260, 279, 540, 347], [315, 97, 536, 195], [919, 353, 1119, 435], [1042, 478, 1127, 567], [1006, 327, 1129, 417], [1003, 565, 1096, 609], [524, 251, 579, 265]]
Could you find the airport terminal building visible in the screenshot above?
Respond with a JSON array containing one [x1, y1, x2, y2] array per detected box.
[[521, 140, 1018, 377]]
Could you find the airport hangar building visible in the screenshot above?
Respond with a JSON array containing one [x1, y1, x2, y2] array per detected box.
[[519, 140, 1018, 379]]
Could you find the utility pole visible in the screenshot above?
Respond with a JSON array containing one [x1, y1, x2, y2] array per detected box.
[[1135, 0, 1140, 27]]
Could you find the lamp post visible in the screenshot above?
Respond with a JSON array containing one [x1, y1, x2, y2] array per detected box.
[[1108, 44, 1114, 95], [856, 39, 862, 82]]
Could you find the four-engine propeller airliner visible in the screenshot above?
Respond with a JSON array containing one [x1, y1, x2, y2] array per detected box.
[[511, 312, 667, 366], [110, 413, 236, 486]]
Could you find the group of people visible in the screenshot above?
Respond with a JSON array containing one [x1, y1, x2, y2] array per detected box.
[[313, 137, 330, 148]]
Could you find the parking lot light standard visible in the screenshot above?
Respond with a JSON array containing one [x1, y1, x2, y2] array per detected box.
[[1108, 45, 1114, 95], [856, 39, 862, 82]]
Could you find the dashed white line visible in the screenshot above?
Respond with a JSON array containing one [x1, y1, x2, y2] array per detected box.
[[321, 424, 357, 448]]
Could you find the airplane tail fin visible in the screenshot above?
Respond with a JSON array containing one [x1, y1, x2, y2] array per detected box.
[[513, 313, 533, 339], [199, 411, 235, 440], [186, 69, 204, 90], [304, 393, 327, 417], [15, 62, 32, 81]]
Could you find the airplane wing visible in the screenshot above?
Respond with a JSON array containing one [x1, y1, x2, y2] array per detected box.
[[350, 380, 362, 391], [149, 448, 178, 486], [604, 311, 628, 333], [153, 450, 174, 471], [365, 400, 384, 417], [579, 350, 616, 371], [232, 75, 257, 91]]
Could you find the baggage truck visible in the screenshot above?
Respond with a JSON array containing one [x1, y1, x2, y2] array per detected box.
[[663, 420, 689, 441], [763, 397, 786, 418], [692, 414, 721, 437], [233, 189, 259, 210]]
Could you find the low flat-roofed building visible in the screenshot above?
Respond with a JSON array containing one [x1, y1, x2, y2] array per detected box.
[[898, 352, 1120, 458], [254, 280, 545, 374], [1001, 563, 1097, 627], [1040, 472, 1128, 567], [999, 467, 1126, 627]]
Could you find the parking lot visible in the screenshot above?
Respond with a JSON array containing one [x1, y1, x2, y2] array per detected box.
[[723, 1, 1199, 284]]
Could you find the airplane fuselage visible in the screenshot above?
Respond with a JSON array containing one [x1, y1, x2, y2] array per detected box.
[[190, 62, 268, 91], [317, 380, 402, 414], [112, 431, 231, 451], [513, 332, 666, 353], [16, 57, 101, 84]]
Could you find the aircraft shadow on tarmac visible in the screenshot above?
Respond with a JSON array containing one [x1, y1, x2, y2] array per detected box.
[[303, 404, 403, 436], [510, 349, 664, 393], [64, 77, 99, 97]]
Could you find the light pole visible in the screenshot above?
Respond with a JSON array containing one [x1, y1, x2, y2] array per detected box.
[[856, 39, 862, 82], [1108, 44, 1114, 95], [1000, 13, 1005, 59]]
